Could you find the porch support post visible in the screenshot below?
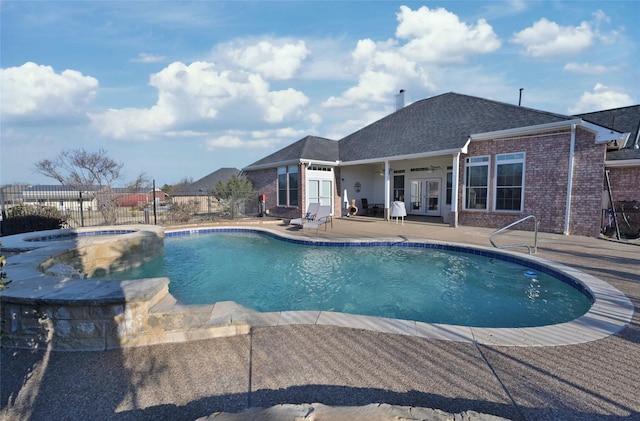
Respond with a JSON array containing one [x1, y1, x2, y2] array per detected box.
[[384, 160, 391, 220], [450, 153, 460, 227]]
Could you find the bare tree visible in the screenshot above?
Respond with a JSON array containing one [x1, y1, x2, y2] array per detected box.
[[35, 148, 123, 188], [34, 149, 124, 224], [126, 172, 151, 191]]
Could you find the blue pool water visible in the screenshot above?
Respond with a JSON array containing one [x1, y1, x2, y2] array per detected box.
[[103, 231, 592, 328]]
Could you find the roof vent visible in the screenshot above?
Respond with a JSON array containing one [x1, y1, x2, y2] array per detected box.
[[395, 89, 405, 111]]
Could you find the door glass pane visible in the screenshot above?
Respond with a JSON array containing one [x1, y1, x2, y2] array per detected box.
[[308, 180, 319, 203], [393, 175, 405, 201], [411, 181, 422, 210], [320, 180, 332, 206], [428, 181, 439, 211]]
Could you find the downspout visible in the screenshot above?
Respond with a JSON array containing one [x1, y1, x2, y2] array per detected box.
[[384, 160, 391, 220], [563, 123, 576, 235], [451, 153, 460, 228]]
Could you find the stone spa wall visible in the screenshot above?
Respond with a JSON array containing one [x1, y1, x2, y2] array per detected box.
[[0, 226, 175, 351]]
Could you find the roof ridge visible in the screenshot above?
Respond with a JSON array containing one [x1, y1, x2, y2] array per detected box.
[[445, 91, 573, 120], [576, 104, 640, 116]]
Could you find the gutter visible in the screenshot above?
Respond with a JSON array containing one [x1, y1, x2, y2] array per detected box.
[[605, 159, 640, 168], [243, 158, 339, 171], [340, 148, 465, 167], [564, 123, 577, 235], [469, 119, 626, 145]]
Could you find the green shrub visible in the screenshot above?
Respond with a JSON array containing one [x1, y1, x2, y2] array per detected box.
[[1, 204, 68, 235]]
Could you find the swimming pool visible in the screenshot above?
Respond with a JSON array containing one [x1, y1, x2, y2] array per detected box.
[[103, 229, 593, 328]]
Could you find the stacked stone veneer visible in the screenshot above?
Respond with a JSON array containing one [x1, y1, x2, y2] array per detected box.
[[0, 226, 229, 351]]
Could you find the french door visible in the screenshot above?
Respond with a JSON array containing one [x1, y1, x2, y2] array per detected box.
[[410, 178, 441, 216], [308, 179, 333, 207]]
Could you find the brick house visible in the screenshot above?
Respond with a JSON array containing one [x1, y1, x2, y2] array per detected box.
[[577, 105, 640, 237], [243, 92, 636, 236]]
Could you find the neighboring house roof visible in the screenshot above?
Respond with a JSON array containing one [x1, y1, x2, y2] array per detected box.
[[23, 185, 98, 192], [21, 185, 164, 199], [245, 136, 338, 170], [172, 167, 240, 196], [338, 92, 573, 163], [576, 105, 640, 162]]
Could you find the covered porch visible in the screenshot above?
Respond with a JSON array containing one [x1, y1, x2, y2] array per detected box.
[[337, 153, 462, 226]]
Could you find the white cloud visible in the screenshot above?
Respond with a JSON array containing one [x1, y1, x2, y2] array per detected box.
[[250, 127, 305, 140], [396, 5, 501, 63], [322, 70, 399, 108], [322, 5, 499, 111], [325, 109, 389, 140], [512, 18, 594, 59], [262, 88, 309, 123], [0, 62, 98, 122], [88, 105, 176, 139], [89, 60, 309, 139], [131, 53, 167, 63], [569, 83, 635, 114], [206, 134, 246, 149], [218, 39, 310, 80], [563, 62, 618, 74], [206, 127, 303, 150]]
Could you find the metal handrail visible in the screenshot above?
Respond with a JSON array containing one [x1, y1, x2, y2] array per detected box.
[[489, 215, 540, 254]]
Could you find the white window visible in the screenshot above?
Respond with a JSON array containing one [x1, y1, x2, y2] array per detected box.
[[464, 156, 489, 210], [494, 152, 525, 212], [277, 165, 299, 207]]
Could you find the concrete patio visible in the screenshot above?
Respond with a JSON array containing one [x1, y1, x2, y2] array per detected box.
[[1, 216, 639, 420]]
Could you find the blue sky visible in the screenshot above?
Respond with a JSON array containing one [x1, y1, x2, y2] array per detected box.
[[1, 1, 638, 187]]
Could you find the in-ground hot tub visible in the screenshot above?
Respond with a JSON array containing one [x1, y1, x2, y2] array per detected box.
[[0, 225, 178, 350]]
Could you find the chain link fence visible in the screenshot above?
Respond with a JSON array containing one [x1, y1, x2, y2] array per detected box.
[[1, 184, 263, 236]]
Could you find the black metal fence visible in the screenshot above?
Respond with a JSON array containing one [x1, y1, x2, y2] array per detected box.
[[0, 183, 262, 236]]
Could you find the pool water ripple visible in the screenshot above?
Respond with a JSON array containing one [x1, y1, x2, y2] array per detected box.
[[103, 230, 593, 328]]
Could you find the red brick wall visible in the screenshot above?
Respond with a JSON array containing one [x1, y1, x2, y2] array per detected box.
[[606, 166, 640, 203], [245, 164, 306, 220], [459, 128, 605, 236], [568, 129, 606, 236]]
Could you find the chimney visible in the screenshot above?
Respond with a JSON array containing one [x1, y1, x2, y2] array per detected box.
[[395, 89, 405, 111]]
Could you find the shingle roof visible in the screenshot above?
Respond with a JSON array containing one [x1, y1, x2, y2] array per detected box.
[[244, 92, 634, 170], [244, 135, 338, 169], [173, 167, 240, 195], [338, 92, 573, 162], [575, 105, 640, 161]]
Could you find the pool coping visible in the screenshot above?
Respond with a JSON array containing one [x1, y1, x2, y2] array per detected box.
[[1, 225, 633, 348], [163, 226, 635, 347]]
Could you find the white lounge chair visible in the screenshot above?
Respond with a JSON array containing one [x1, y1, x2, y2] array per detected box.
[[303, 205, 333, 231], [290, 202, 320, 227]]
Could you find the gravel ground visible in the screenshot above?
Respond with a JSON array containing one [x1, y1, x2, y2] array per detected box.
[[1, 218, 639, 420]]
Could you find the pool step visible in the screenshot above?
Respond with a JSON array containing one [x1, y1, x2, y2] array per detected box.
[[147, 296, 251, 343]]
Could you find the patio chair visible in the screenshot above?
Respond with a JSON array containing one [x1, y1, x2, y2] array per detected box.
[[361, 198, 381, 217], [361, 198, 373, 216], [303, 205, 333, 231], [290, 202, 320, 227]]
